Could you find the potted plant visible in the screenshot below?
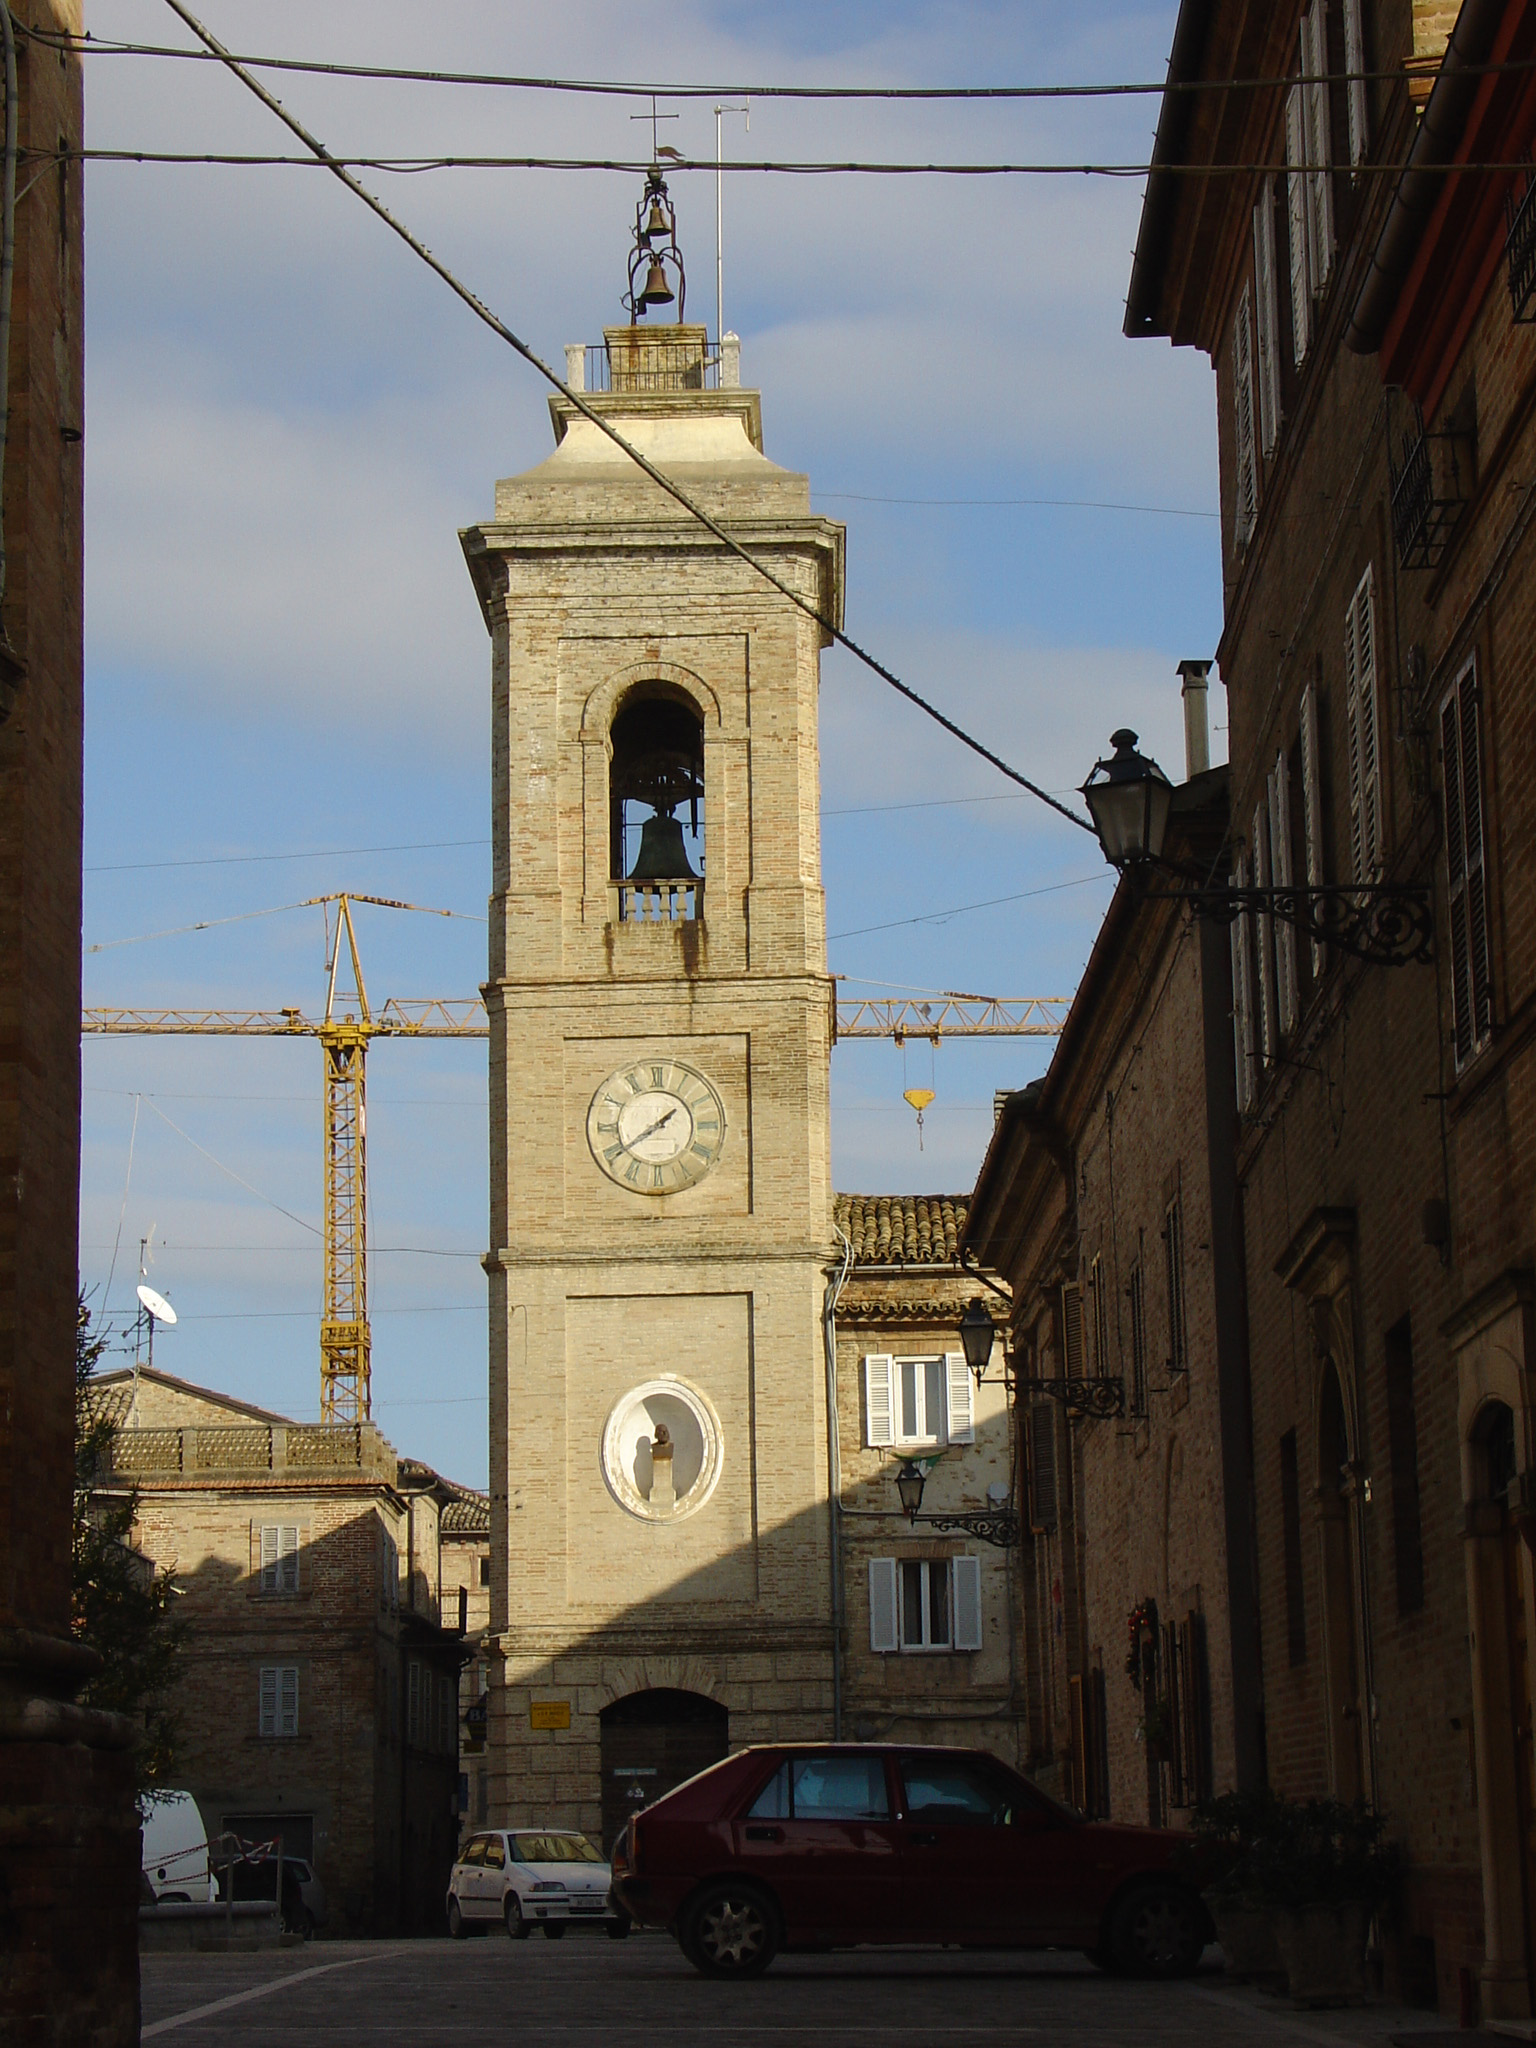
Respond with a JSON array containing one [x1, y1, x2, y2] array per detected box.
[[1185, 1792, 1400, 2007]]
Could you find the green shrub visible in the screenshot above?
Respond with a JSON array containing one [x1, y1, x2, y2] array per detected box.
[[1185, 1790, 1400, 1913]]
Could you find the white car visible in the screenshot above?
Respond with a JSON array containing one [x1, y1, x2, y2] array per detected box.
[[446, 1829, 628, 1941]]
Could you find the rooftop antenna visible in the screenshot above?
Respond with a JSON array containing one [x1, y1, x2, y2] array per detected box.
[[135, 1280, 176, 1375], [714, 100, 749, 348]]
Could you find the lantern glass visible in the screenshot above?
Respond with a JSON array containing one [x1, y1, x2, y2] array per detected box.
[[895, 1459, 926, 1522], [1081, 729, 1174, 866], [959, 1297, 995, 1381]]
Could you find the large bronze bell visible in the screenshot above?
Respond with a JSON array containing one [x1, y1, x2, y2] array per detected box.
[[638, 257, 675, 308], [644, 199, 670, 241], [629, 810, 696, 881]]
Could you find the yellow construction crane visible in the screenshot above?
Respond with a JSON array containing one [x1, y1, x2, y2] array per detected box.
[[82, 894, 484, 1427], [84, 900, 1067, 1422]]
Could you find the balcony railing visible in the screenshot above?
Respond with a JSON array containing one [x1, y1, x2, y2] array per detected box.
[[1390, 407, 1472, 571], [563, 328, 740, 398], [106, 1422, 394, 1479], [1508, 165, 1536, 322], [617, 877, 702, 924]]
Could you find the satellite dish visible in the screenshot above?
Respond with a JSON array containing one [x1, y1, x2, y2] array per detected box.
[[137, 1283, 177, 1327]]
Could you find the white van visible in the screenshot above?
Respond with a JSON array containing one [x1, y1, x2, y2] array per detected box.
[[141, 1791, 216, 1903]]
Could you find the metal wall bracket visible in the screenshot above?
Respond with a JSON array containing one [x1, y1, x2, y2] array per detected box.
[[1028, 1377, 1126, 1419]]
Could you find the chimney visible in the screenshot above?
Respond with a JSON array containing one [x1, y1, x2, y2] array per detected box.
[[1178, 660, 1212, 779]]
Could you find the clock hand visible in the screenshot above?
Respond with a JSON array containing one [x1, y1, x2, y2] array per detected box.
[[619, 1102, 683, 1155]]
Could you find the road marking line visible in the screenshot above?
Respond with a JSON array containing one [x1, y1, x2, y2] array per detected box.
[[141, 1949, 409, 2038]]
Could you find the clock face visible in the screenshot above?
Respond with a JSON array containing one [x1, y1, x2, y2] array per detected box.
[[587, 1059, 726, 1195]]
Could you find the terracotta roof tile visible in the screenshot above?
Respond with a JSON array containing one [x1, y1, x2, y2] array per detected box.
[[833, 1193, 969, 1265]]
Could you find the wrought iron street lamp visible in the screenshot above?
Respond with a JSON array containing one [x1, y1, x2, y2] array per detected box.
[[1080, 730, 1433, 968], [892, 1458, 1019, 1548], [958, 1297, 997, 1383]]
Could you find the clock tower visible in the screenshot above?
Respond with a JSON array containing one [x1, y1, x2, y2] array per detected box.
[[461, 231, 845, 1841]]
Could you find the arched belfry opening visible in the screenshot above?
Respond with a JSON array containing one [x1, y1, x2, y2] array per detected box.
[[609, 691, 704, 888], [598, 1688, 728, 1851]]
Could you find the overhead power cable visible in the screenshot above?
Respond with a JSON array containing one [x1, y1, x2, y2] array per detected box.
[[20, 23, 1534, 103], [157, 0, 1091, 836], [55, 147, 1536, 179]]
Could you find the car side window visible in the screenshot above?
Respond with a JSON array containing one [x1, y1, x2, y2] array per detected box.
[[483, 1837, 506, 1869], [899, 1756, 1017, 1825], [790, 1755, 890, 1820], [462, 1838, 485, 1866], [746, 1763, 789, 1818]]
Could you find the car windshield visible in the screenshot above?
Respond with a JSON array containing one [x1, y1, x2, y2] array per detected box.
[[511, 1833, 603, 1864]]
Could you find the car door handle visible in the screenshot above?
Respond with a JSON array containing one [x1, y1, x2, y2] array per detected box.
[[907, 1830, 940, 1847], [744, 1825, 783, 1843]]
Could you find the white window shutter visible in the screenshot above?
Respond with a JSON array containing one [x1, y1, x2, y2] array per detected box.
[[280, 1667, 298, 1738], [259, 1666, 277, 1736], [1303, 9, 1334, 291], [260, 1525, 278, 1593], [863, 1355, 895, 1447], [1231, 853, 1256, 1114], [1270, 752, 1299, 1036], [1253, 185, 1281, 458], [945, 1354, 974, 1445], [279, 1525, 299, 1593], [868, 1559, 899, 1653], [1252, 803, 1275, 1066], [1300, 679, 1326, 977], [952, 1556, 983, 1652], [1232, 283, 1257, 551], [1343, 0, 1368, 166], [1286, 84, 1312, 364]]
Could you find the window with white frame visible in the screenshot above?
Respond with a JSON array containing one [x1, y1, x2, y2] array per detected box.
[[1089, 1253, 1109, 1378], [258, 1524, 299, 1595], [868, 1555, 983, 1654], [863, 1354, 972, 1449], [1345, 564, 1383, 881], [1343, 0, 1369, 167], [1442, 655, 1493, 1066], [259, 1665, 298, 1739]]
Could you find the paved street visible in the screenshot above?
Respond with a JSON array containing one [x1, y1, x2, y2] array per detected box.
[[141, 1936, 1464, 2047]]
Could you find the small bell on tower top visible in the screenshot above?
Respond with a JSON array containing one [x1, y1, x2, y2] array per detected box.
[[625, 167, 686, 323]]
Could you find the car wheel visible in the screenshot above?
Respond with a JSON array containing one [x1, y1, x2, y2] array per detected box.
[[605, 1916, 630, 1941], [448, 1897, 468, 1939], [1105, 1882, 1208, 1979], [680, 1881, 780, 1979], [505, 1895, 531, 1941], [542, 1921, 567, 1940]]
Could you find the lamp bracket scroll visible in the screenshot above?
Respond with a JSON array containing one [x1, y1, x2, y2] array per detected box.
[[1029, 1376, 1126, 1419], [907, 1507, 1020, 1549], [1156, 878, 1434, 967]]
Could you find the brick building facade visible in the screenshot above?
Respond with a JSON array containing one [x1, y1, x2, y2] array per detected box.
[[93, 1367, 467, 1935], [963, 746, 1262, 1824], [1124, 0, 1536, 2020], [830, 1195, 1024, 1764], [0, 7, 142, 2041]]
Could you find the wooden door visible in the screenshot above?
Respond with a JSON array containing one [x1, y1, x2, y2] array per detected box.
[[599, 1689, 729, 1852]]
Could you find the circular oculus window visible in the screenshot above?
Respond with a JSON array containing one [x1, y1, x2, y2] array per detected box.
[[600, 1376, 724, 1522]]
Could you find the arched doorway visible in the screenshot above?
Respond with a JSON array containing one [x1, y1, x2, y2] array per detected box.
[[1317, 1363, 1365, 1802], [599, 1688, 728, 1852]]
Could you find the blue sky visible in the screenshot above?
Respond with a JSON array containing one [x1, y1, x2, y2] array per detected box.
[[78, 0, 1223, 1489]]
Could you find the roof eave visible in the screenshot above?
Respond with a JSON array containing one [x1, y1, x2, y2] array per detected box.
[[1124, 0, 1218, 340]]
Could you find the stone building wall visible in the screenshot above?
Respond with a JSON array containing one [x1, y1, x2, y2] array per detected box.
[[0, 8, 142, 2041]]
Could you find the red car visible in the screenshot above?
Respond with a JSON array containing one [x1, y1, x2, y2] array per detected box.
[[609, 1743, 1213, 1980]]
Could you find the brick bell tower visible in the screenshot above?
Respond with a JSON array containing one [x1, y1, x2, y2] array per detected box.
[[461, 169, 845, 1848]]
